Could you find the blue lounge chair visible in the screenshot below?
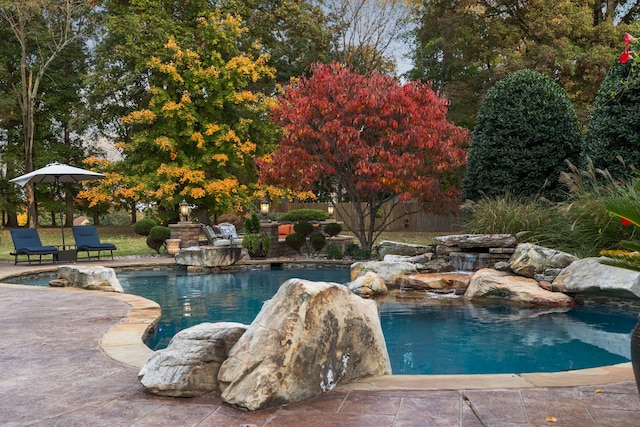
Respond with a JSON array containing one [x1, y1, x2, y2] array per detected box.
[[72, 226, 117, 261], [9, 228, 59, 265]]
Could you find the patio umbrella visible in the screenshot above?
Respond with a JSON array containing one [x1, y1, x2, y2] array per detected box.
[[9, 162, 106, 246]]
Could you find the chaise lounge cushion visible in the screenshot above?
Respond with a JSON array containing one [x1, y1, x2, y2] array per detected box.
[[72, 226, 117, 252], [10, 228, 58, 254], [9, 228, 58, 264]]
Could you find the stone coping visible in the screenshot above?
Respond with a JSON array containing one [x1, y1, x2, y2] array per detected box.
[[0, 259, 634, 390]]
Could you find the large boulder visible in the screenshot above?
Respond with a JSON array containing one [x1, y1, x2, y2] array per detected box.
[[351, 261, 419, 287], [54, 265, 123, 292], [377, 240, 434, 259], [345, 271, 388, 297], [465, 268, 575, 305], [397, 273, 471, 294], [509, 243, 577, 279], [552, 257, 640, 298], [175, 246, 244, 267], [218, 279, 391, 411], [138, 322, 247, 397]]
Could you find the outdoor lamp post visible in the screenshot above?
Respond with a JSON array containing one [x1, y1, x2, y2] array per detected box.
[[260, 196, 270, 220], [179, 199, 191, 222], [327, 201, 335, 219]]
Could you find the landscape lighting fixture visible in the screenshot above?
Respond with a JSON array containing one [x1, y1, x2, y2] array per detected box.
[[260, 196, 270, 220], [179, 199, 191, 222], [327, 201, 335, 219]]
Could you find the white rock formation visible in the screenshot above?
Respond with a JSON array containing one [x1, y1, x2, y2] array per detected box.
[[345, 271, 388, 297], [377, 240, 434, 259], [138, 322, 247, 397], [350, 261, 419, 287], [465, 268, 575, 305], [218, 278, 391, 411], [509, 243, 577, 278], [55, 265, 123, 292], [552, 257, 640, 298], [175, 246, 244, 267]]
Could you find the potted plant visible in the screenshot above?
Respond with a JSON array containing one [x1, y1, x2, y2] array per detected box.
[[242, 213, 271, 258]]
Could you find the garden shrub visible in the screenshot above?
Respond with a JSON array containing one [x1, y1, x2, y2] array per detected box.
[[280, 209, 328, 222], [558, 160, 638, 257], [293, 220, 315, 237], [285, 232, 306, 253], [325, 243, 344, 259], [351, 247, 372, 260], [323, 222, 342, 237], [343, 242, 371, 260], [462, 193, 572, 250], [462, 69, 583, 201], [244, 213, 261, 234], [344, 243, 360, 257], [134, 217, 159, 236], [585, 42, 640, 180], [462, 160, 640, 258], [146, 225, 171, 253], [309, 232, 326, 254]]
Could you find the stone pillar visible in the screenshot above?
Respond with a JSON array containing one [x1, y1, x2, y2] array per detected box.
[[259, 221, 279, 257], [169, 223, 202, 248]]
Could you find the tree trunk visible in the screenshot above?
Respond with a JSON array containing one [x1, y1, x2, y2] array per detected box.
[[131, 200, 136, 224]]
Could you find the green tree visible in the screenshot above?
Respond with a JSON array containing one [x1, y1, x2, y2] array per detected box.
[[0, 0, 98, 227], [462, 69, 583, 201], [91, 0, 331, 141], [409, 0, 640, 127], [584, 34, 640, 179], [116, 12, 279, 218]]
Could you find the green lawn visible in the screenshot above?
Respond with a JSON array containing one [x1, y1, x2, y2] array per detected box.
[[0, 226, 154, 262], [0, 226, 454, 262]]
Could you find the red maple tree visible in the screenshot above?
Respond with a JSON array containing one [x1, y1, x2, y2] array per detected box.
[[258, 62, 468, 251]]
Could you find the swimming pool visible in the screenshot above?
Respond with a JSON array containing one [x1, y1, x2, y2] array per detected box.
[[17, 267, 636, 375]]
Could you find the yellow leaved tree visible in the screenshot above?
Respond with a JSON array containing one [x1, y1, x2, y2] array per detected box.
[[90, 11, 280, 221]]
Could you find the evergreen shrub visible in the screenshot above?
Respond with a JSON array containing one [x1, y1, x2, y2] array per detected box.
[[585, 44, 640, 179], [323, 222, 342, 237], [462, 69, 582, 201], [134, 217, 159, 236], [293, 221, 315, 237], [146, 225, 170, 253], [280, 209, 328, 222], [309, 232, 326, 253], [285, 232, 306, 253], [325, 243, 344, 259]]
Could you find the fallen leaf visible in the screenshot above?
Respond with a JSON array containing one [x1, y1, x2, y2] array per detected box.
[[545, 416, 558, 422], [595, 389, 603, 394]]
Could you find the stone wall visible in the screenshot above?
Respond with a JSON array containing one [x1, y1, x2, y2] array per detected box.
[[434, 234, 517, 271]]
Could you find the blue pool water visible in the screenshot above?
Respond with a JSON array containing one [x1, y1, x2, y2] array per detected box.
[[17, 267, 637, 375]]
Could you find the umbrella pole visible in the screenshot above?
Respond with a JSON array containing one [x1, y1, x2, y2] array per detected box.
[[57, 177, 66, 248]]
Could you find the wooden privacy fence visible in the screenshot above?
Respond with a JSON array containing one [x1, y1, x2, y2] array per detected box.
[[273, 201, 463, 232]]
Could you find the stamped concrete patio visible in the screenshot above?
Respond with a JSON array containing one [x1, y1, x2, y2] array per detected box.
[[1, 257, 640, 426]]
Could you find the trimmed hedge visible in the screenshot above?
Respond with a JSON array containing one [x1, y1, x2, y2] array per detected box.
[[280, 209, 328, 222], [133, 217, 159, 236], [585, 52, 640, 179], [462, 69, 582, 201], [146, 225, 170, 253]]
